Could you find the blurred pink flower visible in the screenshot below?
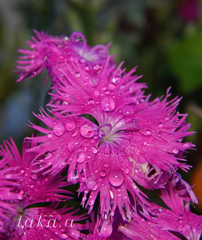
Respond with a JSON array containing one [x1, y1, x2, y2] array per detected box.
[[119, 182, 202, 240], [178, 0, 200, 22], [15, 31, 114, 88], [0, 139, 73, 235]]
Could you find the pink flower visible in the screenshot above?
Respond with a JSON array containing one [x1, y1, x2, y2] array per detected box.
[[15, 31, 114, 88], [1, 203, 87, 240], [0, 138, 73, 235], [119, 179, 202, 240], [14, 31, 197, 239], [26, 62, 194, 237]]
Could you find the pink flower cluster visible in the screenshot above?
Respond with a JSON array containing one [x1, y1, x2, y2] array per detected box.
[[1, 31, 202, 239]]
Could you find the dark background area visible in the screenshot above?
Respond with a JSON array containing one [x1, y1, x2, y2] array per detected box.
[[0, 0, 202, 209]]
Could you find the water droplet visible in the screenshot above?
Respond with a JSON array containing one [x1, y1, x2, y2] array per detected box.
[[104, 90, 110, 95], [30, 184, 34, 188], [89, 199, 94, 206], [31, 173, 38, 180], [172, 148, 179, 154], [93, 64, 102, 73], [90, 76, 99, 87], [46, 197, 50, 202], [109, 169, 124, 187], [45, 152, 53, 160], [98, 129, 106, 138], [112, 76, 121, 84], [66, 120, 76, 131], [101, 96, 115, 112], [80, 125, 94, 138], [84, 65, 90, 71], [47, 133, 52, 138], [61, 233, 68, 239], [165, 117, 170, 121], [159, 123, 163, 128], [53, 123, 65, 136], [182, 142, 190, 148], [87, 99, 95, 105], [18, 189, 26, 200], [108, 83, 116, 91], [68, 140, 79, 152], [86, 177, 98, 191], [99, 220, 113, 238], [93, 90, 100, 97], [104, 163, 109, 168], [125, 168, 129, 174], [75, 72, 80, 77], [127, 119, 139, 131], [145, 130, 151, 136], [5, 174, 12, 179], [122, 106, 134, 116], [91, 146, 98, 154], [20, 169, 25, 174], [99, 170, 106, 177], [77, 152, 86, 163], [71, 130, 78, 137]]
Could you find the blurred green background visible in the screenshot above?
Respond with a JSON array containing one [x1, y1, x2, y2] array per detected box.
[[0, 0, 202, 209]]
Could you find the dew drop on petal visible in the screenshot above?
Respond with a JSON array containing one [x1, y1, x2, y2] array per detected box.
[[18, 189, 26, 200], [109, 169, 124, 187], [5, 174, 12, 179], [75, 72, 80, 77], [31, 173, 38, 180], [99, 170, 106, 177], [53, 123, 65, 136], [104, 163, 109, 168], [145, 130, 151, 136], [127, 119, 139, 131], [101, 96, 115, 112], [93, 90, 100, 97], [45, 152, 53, 160], [172, 148, 179, 154], [47, 133, 52, 138], [61, 233, 68, 239], [182, 142, 190, 148], [77, 152, 86, 163], [87, 99, 95, 105], [125, 168, 129, 174], [91, 146, 98, 154], [108, 83, 116, 91], [20, 169, 25, 174], [71, 130, 78, 137], [90, 76, 99, 87], [68, 140, 79, 152], [112, 76, 121, 84], [98, 128, 106, 138], [99, 220, 113, 238], [159, 123, 163, 128], [80, 125, 94, 138], [66, 120, 76, 131], [84, 65, 90, 71], [122, 106, 134, 116], [86, 177, 98, 191], [105, 90, 110, 95]]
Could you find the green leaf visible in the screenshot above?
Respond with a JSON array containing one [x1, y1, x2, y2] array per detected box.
[[168, 31, 202, 93]]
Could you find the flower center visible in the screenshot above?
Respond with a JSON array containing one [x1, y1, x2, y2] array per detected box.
[[98, 124, 113, 141]]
